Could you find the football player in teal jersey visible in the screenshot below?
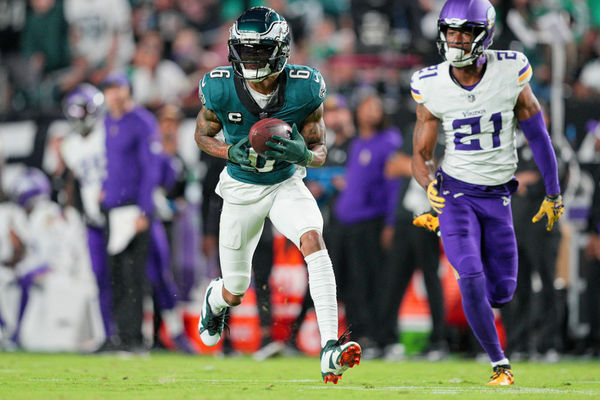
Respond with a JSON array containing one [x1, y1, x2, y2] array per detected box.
[[193, 7, 361, 383]]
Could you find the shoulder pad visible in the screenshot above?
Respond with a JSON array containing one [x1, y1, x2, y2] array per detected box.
[[490, 50, 532, 87], [410, 64, 442, 104], [285, 64, 327, 110], [199, 67, 233, 110]]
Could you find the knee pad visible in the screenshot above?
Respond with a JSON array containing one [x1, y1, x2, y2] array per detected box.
[[488, 278, 516, 307], [223, 270, 251, 296]]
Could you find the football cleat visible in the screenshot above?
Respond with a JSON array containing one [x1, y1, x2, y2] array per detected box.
[[486, 365, 514, 386], [198, 279, 226, 346], [320, 329, 361, 384]]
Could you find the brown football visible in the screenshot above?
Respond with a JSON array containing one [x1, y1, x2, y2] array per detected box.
[[249, 118, 292, 156]]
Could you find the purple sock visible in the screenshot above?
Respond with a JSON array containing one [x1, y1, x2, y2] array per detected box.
[[458, 274, 505, 362]]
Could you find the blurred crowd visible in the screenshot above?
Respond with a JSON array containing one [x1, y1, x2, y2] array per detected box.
[[1, 0, 600, 360], [1, 0, 600, 117]]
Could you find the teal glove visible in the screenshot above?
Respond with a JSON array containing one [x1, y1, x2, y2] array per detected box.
[[228, 137, 257, 172], [264, 124, 313, 166]]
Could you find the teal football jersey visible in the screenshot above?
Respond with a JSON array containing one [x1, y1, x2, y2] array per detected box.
[[199, 64, 327, 185]]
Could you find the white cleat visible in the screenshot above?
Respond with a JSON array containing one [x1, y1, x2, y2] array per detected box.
[[198, 279, 226, 346], [320, 332, 361, 384]]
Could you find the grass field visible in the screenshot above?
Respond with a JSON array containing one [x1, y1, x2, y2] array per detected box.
[[1, 352, 599, 399]]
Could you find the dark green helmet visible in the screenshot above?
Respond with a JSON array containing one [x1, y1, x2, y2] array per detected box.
[[228, 7, 291, 82]]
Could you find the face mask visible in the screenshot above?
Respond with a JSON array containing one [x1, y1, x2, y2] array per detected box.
[[446, 47, 474, 67]]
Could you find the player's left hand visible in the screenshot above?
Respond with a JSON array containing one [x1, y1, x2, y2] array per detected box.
[[532, 195, 564, 231], [412, 211, 440, 236], [427, 179, 445, 214], [264, 124, 313, 166]]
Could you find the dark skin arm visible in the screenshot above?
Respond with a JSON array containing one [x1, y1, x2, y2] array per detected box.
[[194, 106, 228, 159], [195, 103, 327, 166], [514, 83, 542, 121], [301, 103, 327, 167], [411, 103, 440, 189]]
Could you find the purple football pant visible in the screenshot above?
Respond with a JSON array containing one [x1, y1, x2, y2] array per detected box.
[[439, 190, 518, 363], [87, 226, 113, 338], [146, 220, 180, 311]]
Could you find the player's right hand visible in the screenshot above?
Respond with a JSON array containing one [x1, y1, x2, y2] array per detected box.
[[227, 137, 256, 172], [413, 211, 440, 236], [532, 195, 564, 231], [427, 179, 445, 214]]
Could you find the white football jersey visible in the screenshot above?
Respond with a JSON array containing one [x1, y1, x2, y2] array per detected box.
[[60, 124, 106, 226], [410, 50, 533, 186]]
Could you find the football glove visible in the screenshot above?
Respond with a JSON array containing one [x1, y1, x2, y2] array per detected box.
[[228, 137, 257, 172], [413, 211, 440, 236], [532, 195, 564, 231], [264, 123, 313, 166], [427, 179, 445, 214]]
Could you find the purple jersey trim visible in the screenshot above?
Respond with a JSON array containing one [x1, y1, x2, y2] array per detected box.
[[519, 61, 531, 76]]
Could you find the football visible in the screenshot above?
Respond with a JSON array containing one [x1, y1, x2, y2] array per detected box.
[[248, 118, 292, 157]]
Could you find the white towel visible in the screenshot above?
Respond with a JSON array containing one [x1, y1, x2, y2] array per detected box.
[[107, 205, 141, 255]]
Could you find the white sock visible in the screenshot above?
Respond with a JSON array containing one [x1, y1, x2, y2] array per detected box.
[[161, 308, 183, 337], [305, 249, 338, 347], [491, 358, 510, 368], [208, 279, 229, 314]]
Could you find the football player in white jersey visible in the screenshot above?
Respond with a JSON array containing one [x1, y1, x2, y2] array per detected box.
[[62, 83, 112, 340], [410, 0, 564, 385]]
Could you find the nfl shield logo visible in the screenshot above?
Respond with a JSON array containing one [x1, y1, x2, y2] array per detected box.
[[468, 94, 476, 103]]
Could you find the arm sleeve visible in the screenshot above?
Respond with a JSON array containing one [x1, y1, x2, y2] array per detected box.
[[519, 110, 561, 196], [136, 114, 161, 216]]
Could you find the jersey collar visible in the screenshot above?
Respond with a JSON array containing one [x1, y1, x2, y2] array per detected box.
[[233, 73, 288, 119]]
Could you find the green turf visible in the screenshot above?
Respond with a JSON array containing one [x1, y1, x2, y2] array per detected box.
[[0, 352, 599, 399]]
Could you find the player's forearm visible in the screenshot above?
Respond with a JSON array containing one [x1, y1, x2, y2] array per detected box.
[[412, 152, 435, 189], [195, 135, 230, 160], [307, 144, 327, 167]]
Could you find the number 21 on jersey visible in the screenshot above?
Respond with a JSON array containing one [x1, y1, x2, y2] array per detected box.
[[453, 112, 503, 151]]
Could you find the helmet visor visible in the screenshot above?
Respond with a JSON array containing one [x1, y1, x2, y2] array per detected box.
[[231, 42, 277, 70]]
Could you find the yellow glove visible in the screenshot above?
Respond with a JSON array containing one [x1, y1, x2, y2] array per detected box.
[[427, 179, 445, 214], [532, 195, 564, 231], [413, 211, 440, 236]]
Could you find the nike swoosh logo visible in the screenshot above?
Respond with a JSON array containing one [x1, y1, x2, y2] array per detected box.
[[314, 74, 320, 83], [201, 77, 207, 87], [328, 348, 340, 370]]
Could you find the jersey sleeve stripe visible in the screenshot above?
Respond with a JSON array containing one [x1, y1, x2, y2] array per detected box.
[[518, 61, 531, 76], [518, 64, 532, 83], [411, 90, 423, 101]]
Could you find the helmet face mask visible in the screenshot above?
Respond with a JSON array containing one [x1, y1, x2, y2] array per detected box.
[[437, 0, 496, 68], [63, 84, 104, 135], [228, 7, 290, 82]]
